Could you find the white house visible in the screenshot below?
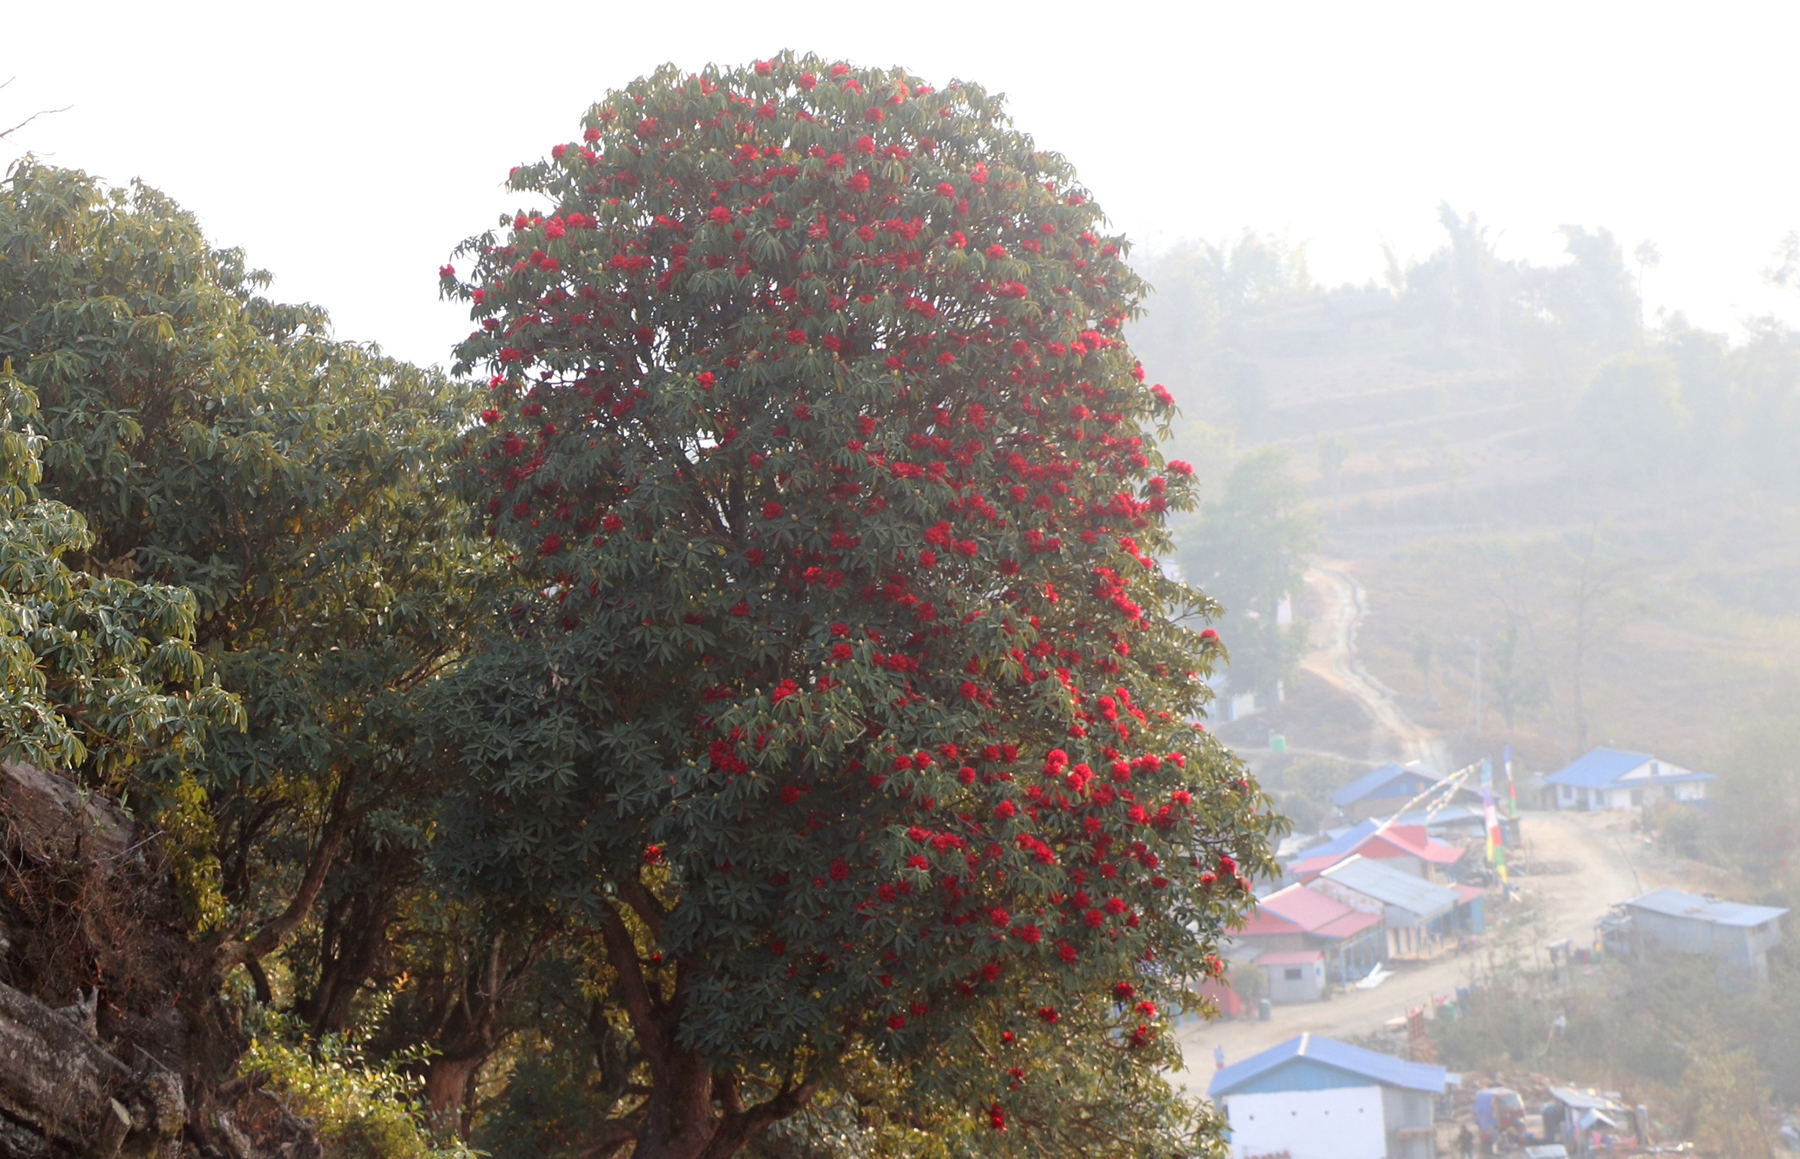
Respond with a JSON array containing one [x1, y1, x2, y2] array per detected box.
[[1257, 948, 1327, 1003], [1543, 747, 1713, 811], [1209, 1033, 1449, 1159]]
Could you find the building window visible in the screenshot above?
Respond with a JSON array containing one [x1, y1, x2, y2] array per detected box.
[[1284, 968, 1303, 980]]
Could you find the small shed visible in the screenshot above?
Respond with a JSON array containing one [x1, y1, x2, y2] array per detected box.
[[1543, 1087, 1631, 1153], [1258, 949, 1327, 1003], [1544, 748, 1714, 811], [1209, 1032, 1448, 1159], [1619, 887, 1787, 986]]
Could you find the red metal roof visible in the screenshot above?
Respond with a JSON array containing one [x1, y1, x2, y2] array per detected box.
[[1383, 826, 1468, 864], [1289, 825, 1467, 877], [1234, 907, 1306, 937], [1259, 884, 1352, 928], [1314, 909, 1385, 939]]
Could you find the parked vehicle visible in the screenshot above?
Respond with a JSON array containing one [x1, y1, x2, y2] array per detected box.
[[1475, 1087, 1526, 1143]]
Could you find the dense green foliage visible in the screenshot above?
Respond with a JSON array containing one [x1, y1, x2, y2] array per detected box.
[[0, 362, 237, 778], [433, 53, 1274, 1158], [0, 160, 491, 1155], [0, 159, 486, 956]]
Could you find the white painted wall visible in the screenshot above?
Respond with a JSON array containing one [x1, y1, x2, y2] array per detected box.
[[1223, 1086, 1388, 1159]]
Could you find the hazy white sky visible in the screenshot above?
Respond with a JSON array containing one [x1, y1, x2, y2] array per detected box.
[[6, 0, 1797, 368]]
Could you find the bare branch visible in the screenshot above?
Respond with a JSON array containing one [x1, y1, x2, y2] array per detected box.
[[1, 100, 72, 142]]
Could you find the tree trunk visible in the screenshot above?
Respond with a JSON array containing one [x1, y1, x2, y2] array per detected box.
[[422, 1053, 485, 1137], [300, 875, 401, 1036], [622, 1057, 816, 1159]]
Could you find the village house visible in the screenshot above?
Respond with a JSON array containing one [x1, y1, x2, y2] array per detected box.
[[1617, 887, 1787, 987], [1209, 1032, 1448, 1159], [1287, 819, 1467, 884], [1329, 762, 1477, 821], [1311, 855, 1484, 959], [1232, 883, 1388, 990], [1544, 748, 1714, 811]]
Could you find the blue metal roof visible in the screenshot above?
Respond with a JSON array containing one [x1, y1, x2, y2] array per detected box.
[[1544, 748, 1651, 788], [1622, 887, 1787, 928], [1329, 763, 1438, 808], [1209, 1032, 1449, 1097], [1545, 748, 1717, 789], [1285, 818, 1381, 864]]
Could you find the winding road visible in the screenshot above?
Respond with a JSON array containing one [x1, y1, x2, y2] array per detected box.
[[1297, 563, 1450, 772]]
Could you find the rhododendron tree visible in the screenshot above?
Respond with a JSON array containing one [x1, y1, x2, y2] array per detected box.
[[436, 52, 1277, 1159]]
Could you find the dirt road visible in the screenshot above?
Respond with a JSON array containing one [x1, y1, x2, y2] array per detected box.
[[1299, 563, 1451, 772]]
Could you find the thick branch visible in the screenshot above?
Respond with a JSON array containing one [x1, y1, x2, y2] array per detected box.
[[696, 1077, 820, 1159], [212, 773, 363, 973], [571, 1116, 644, 1159], [595, 896, 670, 1084], [618, 876, 666, 940]]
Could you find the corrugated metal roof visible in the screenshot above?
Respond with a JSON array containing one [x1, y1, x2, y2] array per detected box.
[[1209, 1032, 1449, 1097], [1288, 818, 1381, 863], [1234, 907, 1307, 938], [1621, 887, 1787, 928], [1289, 824, 1466, 876], [1319, 855, 1460, 918], [1548, 1087, 1628, 1112], [1545, 747, 1650, 788], [1387, 803, 1485, 828], [1259, 884, 1357, 931], [1329, 762, 1441, 807], [1542, 747, 1714, 789], [1315, 910, 1386, 939]]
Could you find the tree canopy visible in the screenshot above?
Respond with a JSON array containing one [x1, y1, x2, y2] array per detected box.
[[0, 159, 490, 1151], [0, 53, 1281, 1159], [432, 53, 1273, 1159]]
